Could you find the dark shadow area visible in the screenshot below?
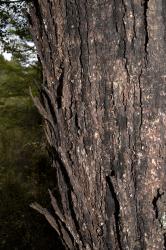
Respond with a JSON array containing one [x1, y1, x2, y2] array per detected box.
[[0, 55, 64, 249]]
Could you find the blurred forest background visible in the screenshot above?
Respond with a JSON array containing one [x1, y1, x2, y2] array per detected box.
[[0, 1, 62, 249]]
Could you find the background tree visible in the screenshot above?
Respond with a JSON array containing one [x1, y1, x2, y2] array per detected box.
[[28, 0, 166, 249]]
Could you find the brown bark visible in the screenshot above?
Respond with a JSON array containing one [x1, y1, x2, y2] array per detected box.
[[29, 0, 166, 249]]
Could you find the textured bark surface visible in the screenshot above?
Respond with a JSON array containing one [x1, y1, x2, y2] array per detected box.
[[29, 1, 166, 249]]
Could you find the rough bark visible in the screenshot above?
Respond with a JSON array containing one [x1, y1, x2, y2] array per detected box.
[[29, 0, 166, 249]]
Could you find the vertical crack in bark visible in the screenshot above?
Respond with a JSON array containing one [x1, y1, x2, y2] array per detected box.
[[42, 3, 56, 79], [152, 189, 164, 220], [113, 0, 119, 33], [52, 148, 84, 249], [75, 0, 84, 80], [143, 0, 149, 64], [121, 0, 130, 82], [33, 0, 43, 29], [74, 112, 81, 132], [42, 87, 58, 124], [67, 191, 84, 249], [106, 176, 122, 250], [131, 0, 137, 46], [56, 218, 75, 250], [138, 68, 143, 144], [84, 0, 91, 89], [152, 189, 166, 249], [64, 0, 75, 126], [57, 64, 64, 109]]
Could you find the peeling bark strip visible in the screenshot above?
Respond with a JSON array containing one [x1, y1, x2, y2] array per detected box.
[[28, 0, 166, 249]]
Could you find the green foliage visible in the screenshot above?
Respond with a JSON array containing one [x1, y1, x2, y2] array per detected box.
[[0, 55, 62, 250], [0, 55, 41, 98], [0, 0, 36, 64]]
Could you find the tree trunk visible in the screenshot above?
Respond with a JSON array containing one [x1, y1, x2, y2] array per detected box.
[[29, 0, 166, 249]]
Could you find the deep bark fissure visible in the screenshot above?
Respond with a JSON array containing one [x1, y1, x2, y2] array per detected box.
[[113, 0, 119, 33], [143, 0, 149, 63], [67, 190, 85, 249], [106, 176, 122, 250], [56, 215, 74, 250], [138, 69, 143, 141], [75, 0, 84, 81], [57, 65, 64, 109], [122, 0, 130, 82], [52, 152, 83, 249], [130, 0, 137, 45], [152, 189, 164, 220]]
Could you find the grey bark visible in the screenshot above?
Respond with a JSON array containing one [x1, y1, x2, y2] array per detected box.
[[29, 0, 166, 249]]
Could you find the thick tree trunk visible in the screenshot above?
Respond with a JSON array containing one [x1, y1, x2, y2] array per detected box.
[[29, 0, 166, 249]]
